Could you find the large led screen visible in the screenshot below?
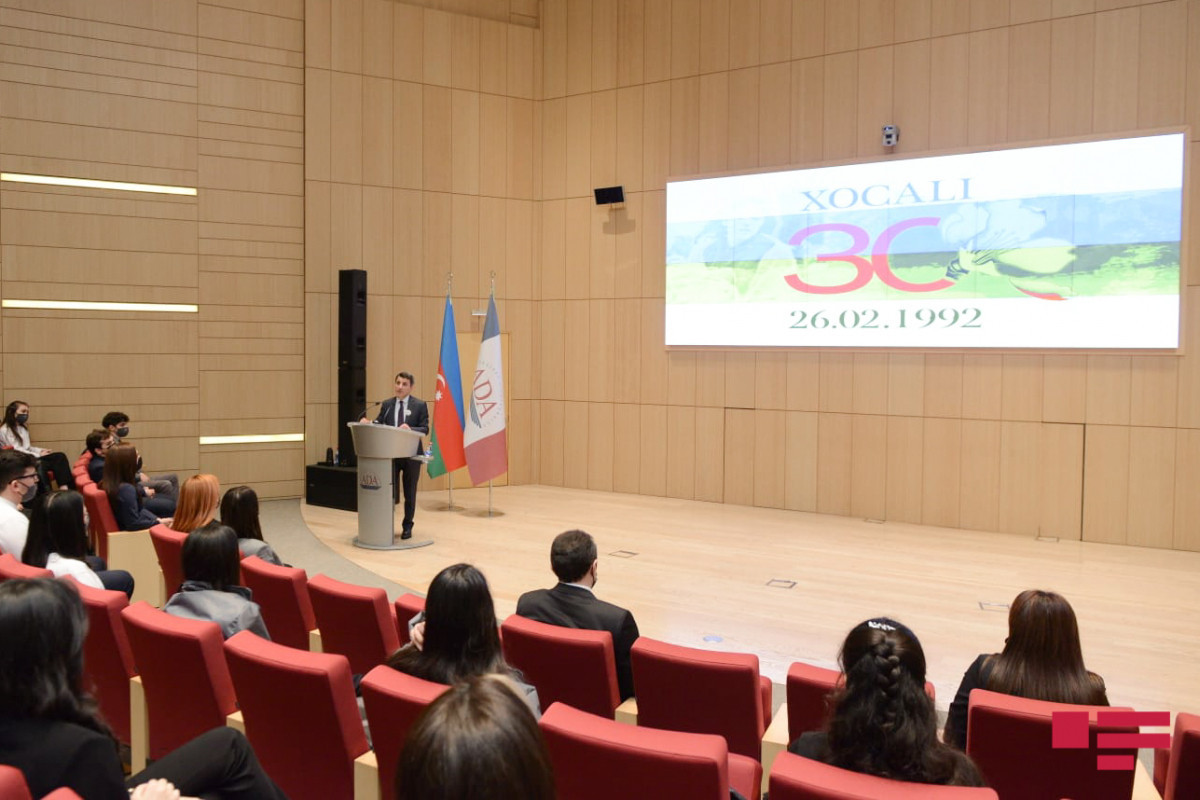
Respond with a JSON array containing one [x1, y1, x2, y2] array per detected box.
[[665, 133, 1185, 349]]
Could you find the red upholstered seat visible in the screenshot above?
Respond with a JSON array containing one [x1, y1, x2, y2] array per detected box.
[[630, 637, 771, 761], [240, 556, 316, 651], [540, 701, 761, 800], [358, 665, 449, 797], [768, 751, 998, 799], [0, 553, 52, 579], [393, 592, 425, 646], [71, 580, 136, 745], [148, 524, 187, 598], [786, 660, 935, 741], [224, 631, 369, 800], [501, 613, 621, 718], [81, 483, 118, 562], [120, 602, 237, 760], [965, 689, 1136, 800], [1162, 711, 1200, 800], [307, 574, 400, 674], [0, 765, 33, 800]]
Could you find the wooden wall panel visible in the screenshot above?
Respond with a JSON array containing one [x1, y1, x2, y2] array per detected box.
[[666, 405, 697, 499], [959, 419, 1001, 531], [723, 408, 755, 505], [921, 418, 961, 528], [885, 415, 923, 523], [753, 409, 786, 509], [816, 412, 852, 516], [1126, 426, 1175, 549], [849, 414, 886, 520], [694, 406, 725, 502], [1082, 424, 1130, 544]]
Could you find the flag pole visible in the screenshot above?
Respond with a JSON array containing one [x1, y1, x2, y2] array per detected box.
[[487, 272, 495, 519], [441, 271, 463, 512]]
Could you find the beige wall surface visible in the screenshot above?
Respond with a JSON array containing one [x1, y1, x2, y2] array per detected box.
[[0, 0, 305, 497], [11, 0, 1200, 549]]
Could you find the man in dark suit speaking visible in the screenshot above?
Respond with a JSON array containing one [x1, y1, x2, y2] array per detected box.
[[515, 529, 640, 700], [360, 371, 428, 540]]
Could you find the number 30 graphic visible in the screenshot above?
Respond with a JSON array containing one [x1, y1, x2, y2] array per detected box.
[[784, 217, 954, 295]]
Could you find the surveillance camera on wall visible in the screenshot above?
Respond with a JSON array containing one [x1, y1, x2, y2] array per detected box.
[[882, 125, 899, 147]]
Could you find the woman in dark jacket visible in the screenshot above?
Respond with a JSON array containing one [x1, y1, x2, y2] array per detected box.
[[101, 444, 165, 531]]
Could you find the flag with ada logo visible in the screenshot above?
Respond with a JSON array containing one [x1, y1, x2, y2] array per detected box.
[[464, 293, 507, 484]]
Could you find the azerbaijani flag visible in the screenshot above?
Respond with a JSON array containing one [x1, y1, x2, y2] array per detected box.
[[427, 294, 466, 478], [464, 293, 507, 484]]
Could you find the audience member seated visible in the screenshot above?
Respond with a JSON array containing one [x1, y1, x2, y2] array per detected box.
[[389, 563, 538, 715], [943, 589, 1109, 750], [162, 521, 269, 640], [83, 429, 113, 484], [220, 485, 284, 566], [515, 529, 640, 700], [0, 577, 287, 799], [395, 674, 555, 800], [789, 617, 985, 788], [0, 401, 75, 493], [102, 411, 178, 508], [171, 474, 220, 533], [102, 444, 169, 532], [0, 451, 36, 557], [21, 491, 134, 598]]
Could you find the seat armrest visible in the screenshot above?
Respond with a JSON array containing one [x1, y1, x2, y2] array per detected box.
[[614, 696, 638, 725], [130, 675, 148, 773], [309, 628, 323, 653], [353, 750, 380, 800], [1152, 743, 1170, 798], [225, 710, 245, 734], [1134, 754, 1163, 800], [761, 702, 789, 796]]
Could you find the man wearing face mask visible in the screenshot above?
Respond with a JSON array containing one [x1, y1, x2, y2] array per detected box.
[[515, 529, 640, 701], [101, 411, 178, 515]]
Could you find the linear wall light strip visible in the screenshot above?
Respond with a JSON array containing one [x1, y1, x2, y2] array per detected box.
[[0, 172, 197, 196], [199, 434, 305, 446], [1, 300, 198, 313]]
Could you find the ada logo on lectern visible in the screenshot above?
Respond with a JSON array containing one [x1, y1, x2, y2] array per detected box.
[[359, 473, 382, 491]]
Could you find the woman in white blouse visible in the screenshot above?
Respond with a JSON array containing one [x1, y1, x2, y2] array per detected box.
[[0, 400, 76, 494], [21, 490, 134, 597]]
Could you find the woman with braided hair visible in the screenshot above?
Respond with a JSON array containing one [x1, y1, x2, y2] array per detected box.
[[788, 618, 984, 787]]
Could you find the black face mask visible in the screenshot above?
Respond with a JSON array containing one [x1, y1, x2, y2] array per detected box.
[[14, 414, 28, 425], [136, 457, 143, 471], [117, 426, 130, 437]]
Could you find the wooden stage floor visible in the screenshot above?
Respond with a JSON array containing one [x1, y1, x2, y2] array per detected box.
[[301, 484, 1200, 720]]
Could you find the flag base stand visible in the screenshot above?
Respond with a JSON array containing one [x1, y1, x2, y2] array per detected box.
[[462, 480, 502, 518], [428, 479, 465, 512]]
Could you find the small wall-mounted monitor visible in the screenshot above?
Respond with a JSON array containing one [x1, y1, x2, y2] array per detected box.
[[664, 132, 1185, 349]]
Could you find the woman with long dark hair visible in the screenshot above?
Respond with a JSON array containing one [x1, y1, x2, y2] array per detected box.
[[101, 444, 167, 531], [396, 674, 554, 800], [0, 400, 75, 494], [21, 491, 134, 598], [162, 521, 269, 640], [388, 563, 539, 714], [788, 618, 983, 787], [220, 485, 284, 566], [943, 589, 1108, 749], [0, 578, 286, 799]]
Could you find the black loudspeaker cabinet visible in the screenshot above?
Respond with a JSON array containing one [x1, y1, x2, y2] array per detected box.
[[338, 269, 367, 368], [338, 269, 367, 465], [305, 464, 357, 512]]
